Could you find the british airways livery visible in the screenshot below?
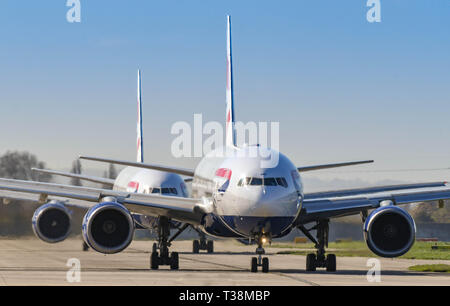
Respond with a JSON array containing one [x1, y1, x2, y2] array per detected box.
[[1, 16, 450, 273]]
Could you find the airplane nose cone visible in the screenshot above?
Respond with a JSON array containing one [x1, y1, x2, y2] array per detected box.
[[246, 187, 298, 217], [220, 187, 299, 237]]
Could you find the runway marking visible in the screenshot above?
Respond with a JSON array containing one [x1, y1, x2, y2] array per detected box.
[[181, 256, 320, 286]]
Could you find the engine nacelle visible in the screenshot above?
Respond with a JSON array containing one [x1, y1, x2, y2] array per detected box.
[[364, 205, 416, 257], [32, 201, 71, 243], [82, 201, 134, 254]]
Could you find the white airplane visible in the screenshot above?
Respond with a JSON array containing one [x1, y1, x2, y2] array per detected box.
[[1, 15, 450, 273]]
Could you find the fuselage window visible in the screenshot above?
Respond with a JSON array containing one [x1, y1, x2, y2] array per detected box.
[[161, 188, 171, 194]]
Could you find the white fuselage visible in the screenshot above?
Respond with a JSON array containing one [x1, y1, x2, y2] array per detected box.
[[192, 145, 303, 239], [112, 167, 188, 229]]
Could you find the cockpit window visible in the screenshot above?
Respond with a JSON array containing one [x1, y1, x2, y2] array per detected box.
[[276, 177, 288, 188], [250, 178, 263, 186], [238, 177, 288, 188], [263, 178, 277, 186], [151, 188, 161, 194], [150, 187, 178, 195]]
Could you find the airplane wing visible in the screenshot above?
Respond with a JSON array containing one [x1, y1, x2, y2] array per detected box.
[[79, 156, 195, 177], [304, 181, 448, 200], [31, 168, 115, 187], [299, 184, 450, 223], [297, 160, 374, 172], [0, 178, 203, 224]]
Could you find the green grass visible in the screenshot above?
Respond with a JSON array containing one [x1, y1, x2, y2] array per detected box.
[[408, 264, 450, 273], [269, 241, 450, 260]]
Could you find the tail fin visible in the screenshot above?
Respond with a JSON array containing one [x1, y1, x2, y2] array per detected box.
[[225, 15, 236, 147], [137, 69, 144, 163]]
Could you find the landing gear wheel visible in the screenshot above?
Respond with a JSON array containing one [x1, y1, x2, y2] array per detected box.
[[326, 254, 336, 272], [251, 257, 258, 273], [262, 257, 269, 273], [151, 252, 159, 270], [207, 240, 214, 253], [82, 242, 89, 251], [193, 240, 200, 253], [306, 253, 316, 271], [170, 252, 179, 270]]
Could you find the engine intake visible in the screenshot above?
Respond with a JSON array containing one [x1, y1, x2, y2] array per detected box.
[[364, 206, 416, 257], [32, 201, 71, 243], [82, 201, 134, 254]]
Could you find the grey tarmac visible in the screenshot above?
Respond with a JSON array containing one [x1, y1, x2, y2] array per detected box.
[[0, 238, 448, 286]]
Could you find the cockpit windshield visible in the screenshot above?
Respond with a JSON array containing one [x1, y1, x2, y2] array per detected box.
[[150, 187, 178, 195], [238, 177, 288, 188]]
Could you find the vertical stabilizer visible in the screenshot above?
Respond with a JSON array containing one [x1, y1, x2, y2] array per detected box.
[[137, 69, 144, 163], [226, 15, 236, 147]]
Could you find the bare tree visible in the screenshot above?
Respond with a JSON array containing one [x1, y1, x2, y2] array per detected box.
[[102, 163, 117, 189], [70, 159, 82, 186], [108, 163, 117, 179], [0, 151, 51, 182]]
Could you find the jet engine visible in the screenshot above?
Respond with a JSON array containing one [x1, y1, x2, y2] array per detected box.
[[32, 201, 71, 243], [82, 200, 134, 254], [364, 205, 416, 257]]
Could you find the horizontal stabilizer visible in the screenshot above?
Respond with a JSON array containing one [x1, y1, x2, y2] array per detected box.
[[32, 168, 115, 187], [297, 160, 374, 172], [79, 156, 195, 177]]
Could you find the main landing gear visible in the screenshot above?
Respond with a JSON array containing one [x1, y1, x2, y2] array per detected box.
[[82, 241, 89, 251], [150, 217, 182, 270], [298, 220, 336, 272], [250, 235, 270, 273], [192, 232, 214, 254]]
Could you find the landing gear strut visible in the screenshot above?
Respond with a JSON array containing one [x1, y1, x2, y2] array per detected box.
[[299, 220, 336, 272], [192, 232, 214, 254], [150, 217, 179, 270], [250, 236, 269, 273], [82, 241, 89, 251]]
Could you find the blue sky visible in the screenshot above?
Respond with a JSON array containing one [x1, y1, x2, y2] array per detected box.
[[0, 1, 449, 183]]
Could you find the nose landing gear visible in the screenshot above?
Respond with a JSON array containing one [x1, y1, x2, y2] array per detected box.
[[192, 232, 214, 254], [250, 235, 270, 273]]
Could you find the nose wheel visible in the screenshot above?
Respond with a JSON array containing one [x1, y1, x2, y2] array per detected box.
[[250, 239, 269, 273], [192, 233, 214, 253], [251, 255, 269, 273]]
